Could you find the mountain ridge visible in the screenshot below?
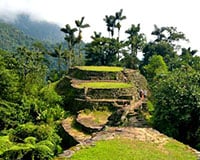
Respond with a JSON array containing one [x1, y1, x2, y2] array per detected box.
[[0, 21, 36, 52], [0, 14, 64, 44]]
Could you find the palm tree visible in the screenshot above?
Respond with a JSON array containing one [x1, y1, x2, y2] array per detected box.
[[75, 17, 90, 41], [151, 25, 166, 42], [125, 24, 146, 56], [124, 24, 146, 69], [54, 44, 65, 75], [91, 31, 102, 40], [115, 9, 126, 40], [61, 24, 77, 51], [103, 10, 126, 61], [75, 17, 90, 64], [104, 15, 116, 38], [61, 24, 78, 68]]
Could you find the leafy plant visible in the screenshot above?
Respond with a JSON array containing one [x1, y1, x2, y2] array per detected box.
[[152, 68, 200, 148]]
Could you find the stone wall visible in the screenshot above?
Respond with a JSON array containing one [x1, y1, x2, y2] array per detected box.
[[69, 67, 122, 81], [56, 67, 148, 113]]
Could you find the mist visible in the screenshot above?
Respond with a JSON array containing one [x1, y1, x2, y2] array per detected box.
[[0, 0, 200, 56]]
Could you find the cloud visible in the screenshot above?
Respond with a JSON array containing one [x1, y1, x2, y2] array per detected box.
[[0, 0, 27, 20], [0, 0, 199, 55], [0, 0, 60, 22]]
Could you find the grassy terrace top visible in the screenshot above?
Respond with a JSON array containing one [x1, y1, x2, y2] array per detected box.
[[69, 138, 197, 160], [75, 66, 123, 72], [73, 81, 133, 89]]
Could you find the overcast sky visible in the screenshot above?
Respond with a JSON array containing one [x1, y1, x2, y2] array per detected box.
[[0, 0, 199, 56]]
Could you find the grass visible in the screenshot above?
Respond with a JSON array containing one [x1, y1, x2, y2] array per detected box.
[[80, 110, 112, 124], [75, 82, 132, 89], [67, 138, 197, 160], [76, 66, 123, 72]]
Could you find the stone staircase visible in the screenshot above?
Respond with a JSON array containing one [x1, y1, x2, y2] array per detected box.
[[126, 109, 148, 127], [60, 114, 108, 158], [61, 116, 91, 144]]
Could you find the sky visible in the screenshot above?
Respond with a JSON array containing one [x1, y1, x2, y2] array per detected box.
[[0, 0, 199, 56]]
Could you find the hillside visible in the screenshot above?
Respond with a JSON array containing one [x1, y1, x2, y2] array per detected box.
[[0, 14, 64, 44], [0, 21, 58, 53], [12, 14, 64, 43], [0, 14, 65, 52], [54, 66, 199, 159], [0, 22, 36, 52]]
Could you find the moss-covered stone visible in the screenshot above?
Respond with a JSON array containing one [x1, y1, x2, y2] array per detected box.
[[56, 66, 147, 114], [69, 67, 121, 80]]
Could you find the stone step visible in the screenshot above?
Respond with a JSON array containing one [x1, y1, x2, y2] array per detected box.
[[62, 117, 91, 143], [75, 98, 131, 103], [75, 111, 111, 133]]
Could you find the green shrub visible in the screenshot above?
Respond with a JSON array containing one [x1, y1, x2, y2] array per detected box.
[[10, 123, 62, 151], [1, 142, 55, 160], [2, 123, 62, 159], [0, 136, 12, 156], [33, 144, 54, 160], [24, 137, 36, 145], [40, 81, 63, 105], [147, 100, 154, 113]]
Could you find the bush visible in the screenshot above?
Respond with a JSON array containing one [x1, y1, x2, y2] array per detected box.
[[3, 123, 62, 159], [152, 68, 200, 148], [0, 136, 13, 156], [1, 141, 55, 160]]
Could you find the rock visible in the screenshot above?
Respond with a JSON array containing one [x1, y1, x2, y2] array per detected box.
[[59, 150, 75, 158]]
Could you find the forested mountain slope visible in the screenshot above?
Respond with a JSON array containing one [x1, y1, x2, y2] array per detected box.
[[0, 22, 36, 52], [0, 14, 65, 52], [2, 14, 64, 44]]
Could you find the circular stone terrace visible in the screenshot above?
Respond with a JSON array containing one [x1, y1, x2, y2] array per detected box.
[[75, 66, 124, 72], [72, 81, 133, 89]]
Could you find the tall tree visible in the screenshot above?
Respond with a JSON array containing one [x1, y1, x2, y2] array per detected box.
[[75, 17, 90, 65], [122, 24, 146, 69], [75, 17, 90, 41], [141, 25, 187, 72], [16, 46, 47, 95], [103, 9, 126, 61], [152, 25, 188, 48], [0, 50, 20, 102], [85, 32, 104, 65], [104, 15, 116, 38], [61, 18, 89, 67], [61, 24, 78, 68], [125, 24, 146, 55], [85, 32, 120, 66], [142, 41, 176, 67], [54, 44, 63, 73], [104, 9, 126, 40], [115, 9, 126, 40], [163, 47, 199, 71]]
